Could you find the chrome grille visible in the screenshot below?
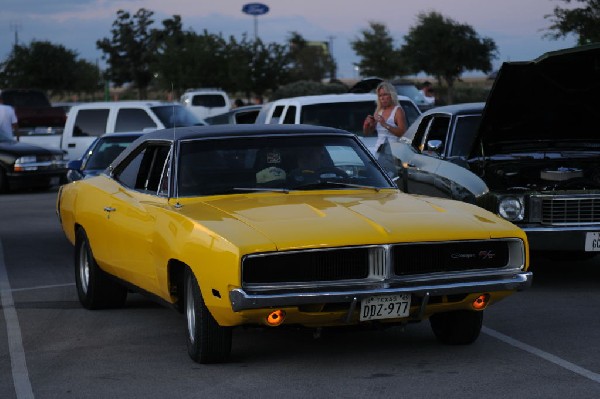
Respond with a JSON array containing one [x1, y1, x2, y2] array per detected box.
[[242, 239, 521, 287], [539, 195, 600, 225]]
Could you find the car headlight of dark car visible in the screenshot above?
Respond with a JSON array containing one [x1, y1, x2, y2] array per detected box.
[[13, 154, 65, 172], [13, 156, 39, 171], [497, 195, 525, 222]]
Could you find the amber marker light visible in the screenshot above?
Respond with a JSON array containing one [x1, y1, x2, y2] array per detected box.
[[472, 294, 490, 310], [266, 309, 286, 326]]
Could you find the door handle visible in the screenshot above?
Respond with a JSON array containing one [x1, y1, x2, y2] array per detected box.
[[103, 207, 116, 212]]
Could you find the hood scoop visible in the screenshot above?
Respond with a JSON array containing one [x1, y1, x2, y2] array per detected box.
[[540, 167, 583, 181]]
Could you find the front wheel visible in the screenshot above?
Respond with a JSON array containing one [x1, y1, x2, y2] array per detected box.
[[430, 310, 483, 345], [75, 228, 127, 309], [185, 268, 232, 363]]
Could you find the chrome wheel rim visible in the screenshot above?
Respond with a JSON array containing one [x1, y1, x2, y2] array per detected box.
[[186, 277, 196, 344], [79, 243, 90, 294]]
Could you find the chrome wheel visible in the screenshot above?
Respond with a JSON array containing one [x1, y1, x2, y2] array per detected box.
[[186, 275, 196, 345], [78, 242, 90, 295]]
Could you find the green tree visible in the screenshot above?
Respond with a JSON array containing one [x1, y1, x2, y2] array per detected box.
[[545, 0, 600, 45], [400, 11, 497, 103], [350, 22, 406, 79], [97, 8, 159, 98], [0, 40, 100, 95], [287, 32, 336, 81]]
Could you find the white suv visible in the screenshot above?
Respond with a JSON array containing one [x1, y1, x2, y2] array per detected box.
[[257, 93, 421, 153], [180, 89, 231, 120]]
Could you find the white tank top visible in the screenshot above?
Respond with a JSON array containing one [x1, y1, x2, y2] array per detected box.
[[375, 105, 400, 149]]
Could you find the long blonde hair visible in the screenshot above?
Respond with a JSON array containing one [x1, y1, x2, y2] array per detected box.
[[375, 81, 399, 114]]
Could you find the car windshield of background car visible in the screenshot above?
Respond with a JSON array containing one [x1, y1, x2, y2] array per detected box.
[[449, 115, 482, 157], [85, 136, 139, 170], [151, 105, 204, 128], [177, 135, 392, 196]]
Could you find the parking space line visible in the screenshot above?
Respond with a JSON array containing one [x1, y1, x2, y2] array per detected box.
[[0, 240, 35, 399], [483, 326, 600, 384], [11, 283, 75, 293]]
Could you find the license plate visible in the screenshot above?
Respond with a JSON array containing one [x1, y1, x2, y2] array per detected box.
[[585, 232, 600, 251], [360, 294, 411, 321]]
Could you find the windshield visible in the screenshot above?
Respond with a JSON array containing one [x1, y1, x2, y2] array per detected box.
[[151, 105, 204, 128], [177, 135, 393, 196], [84, 136, 140, 170], [449, 115, 482, 157]]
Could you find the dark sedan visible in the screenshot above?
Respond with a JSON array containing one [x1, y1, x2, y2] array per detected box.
[[390, 43, 600, 259], [0, 137, 67, 193]]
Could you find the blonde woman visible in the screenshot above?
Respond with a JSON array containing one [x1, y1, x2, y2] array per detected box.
[[363, 81, 407, 147], [363, 81, 406, 175]]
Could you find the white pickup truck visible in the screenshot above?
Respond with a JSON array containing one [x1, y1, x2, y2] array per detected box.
[[18, 101, 204, 160]]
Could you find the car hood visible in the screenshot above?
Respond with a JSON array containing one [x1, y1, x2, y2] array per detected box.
[[180, 191, 522, 251], [474, 43, 600, 158], [0, 139, 64, 156]]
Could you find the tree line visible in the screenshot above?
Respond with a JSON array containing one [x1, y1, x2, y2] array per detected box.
[[0, 1, 596, 102]]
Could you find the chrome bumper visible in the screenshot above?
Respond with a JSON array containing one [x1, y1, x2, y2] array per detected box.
[[229, 272, 532, 312]]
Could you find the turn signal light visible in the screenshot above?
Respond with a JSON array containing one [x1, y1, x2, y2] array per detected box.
[[472, 294, 490, 310], [266, 309, 286, 326]]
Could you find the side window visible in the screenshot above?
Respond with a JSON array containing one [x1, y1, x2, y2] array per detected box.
[[114, 108, 158, 132], [283, 106, 296, 124], [423, 116, 450, 155], [73, 109, 109, 137], [269, 105, 285, 124], [192, 94, 226, 107], [412, 116, 433, 152], [114, 144, 171, 195]]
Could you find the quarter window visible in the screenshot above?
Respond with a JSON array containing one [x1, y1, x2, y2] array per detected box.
[[73, 109, 109, 137]]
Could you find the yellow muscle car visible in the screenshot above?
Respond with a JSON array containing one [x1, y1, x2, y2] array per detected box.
[[56, 124, 532, 363]]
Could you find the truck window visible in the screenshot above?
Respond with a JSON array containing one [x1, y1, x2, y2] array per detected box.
[[115, 109, 157, 132], [283, 106, 296, 124], [73, 109, 109, 137]]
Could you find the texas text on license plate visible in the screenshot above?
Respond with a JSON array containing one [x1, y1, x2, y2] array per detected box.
[[585, 232, 600, 251], [360, 294, 411, 321]]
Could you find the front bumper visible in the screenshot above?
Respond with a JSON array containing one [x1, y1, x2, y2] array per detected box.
[[229, 271, 532, 312], [523, 225, 600, 252]]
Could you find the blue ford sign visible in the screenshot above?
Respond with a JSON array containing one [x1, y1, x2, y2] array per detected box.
[[242, 3, 269, 16]]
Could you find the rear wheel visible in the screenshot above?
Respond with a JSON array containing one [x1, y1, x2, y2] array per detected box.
[[75, 228, 127, 309], [430, 310, 483, 345], [185, 268, 232, 363]]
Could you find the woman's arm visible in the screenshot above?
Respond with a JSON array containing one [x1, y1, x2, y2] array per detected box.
[[363, 115, 376, 136], [380, 107, 406, 138]]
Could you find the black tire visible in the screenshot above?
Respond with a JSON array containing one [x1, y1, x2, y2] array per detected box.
[[74, 228, 127, 309], [0, 168, 8, 193], [185, 268, 232, 363], [430, 310, 483, 345]]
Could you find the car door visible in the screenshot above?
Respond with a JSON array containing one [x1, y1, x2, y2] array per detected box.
[[404, 113, 487, 202], [404, 114, 451, 197], [101, 142, 171, 293]]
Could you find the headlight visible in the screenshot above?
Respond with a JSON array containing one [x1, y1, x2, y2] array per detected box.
[[15, 156, 37, 164], [14, 156, 38, 171], [498, 196, 525, 222]]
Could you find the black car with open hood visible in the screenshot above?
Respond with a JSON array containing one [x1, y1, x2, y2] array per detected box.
[[393, 43, 600, 259]]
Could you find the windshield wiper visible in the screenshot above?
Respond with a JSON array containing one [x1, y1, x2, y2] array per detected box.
[[291, 181, 381, 192], [233, 187, 290, 194]]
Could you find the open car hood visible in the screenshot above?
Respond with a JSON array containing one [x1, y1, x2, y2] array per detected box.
[[474, 43, 600, 158]]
